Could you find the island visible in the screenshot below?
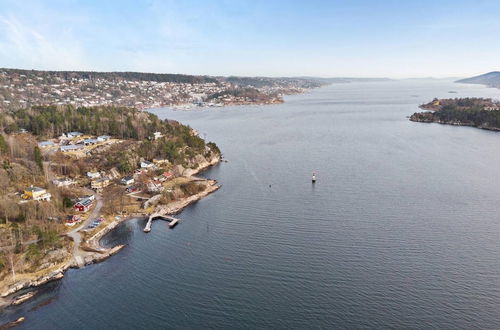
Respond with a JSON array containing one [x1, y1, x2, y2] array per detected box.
[[410, 97, 500, 131], [0, 104, 222, 306]]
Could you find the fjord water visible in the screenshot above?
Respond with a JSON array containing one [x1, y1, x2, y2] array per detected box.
[[5, 80, 500, 328]]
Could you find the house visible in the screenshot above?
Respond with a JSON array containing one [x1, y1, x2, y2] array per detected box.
[[79, 194, 95, 201], [97, 135, 111, 142], [140, 160, 154, 169], [60, 144, 84, 152], [120, 175, 135, 185], [65, 215, 82, 226], [91, 177, 110, 190], [74, 198, 93, 212], [163, 172, 173, 180], [83, 138, 98, 145], [52, 178, 75, 187], [38, 141, 55, 148], [147, 180, 163, 193], [67, 132, 83, 138], [23, 186, 52, 201], [151, 131, 163, 140], [87, 171, 101, 179]]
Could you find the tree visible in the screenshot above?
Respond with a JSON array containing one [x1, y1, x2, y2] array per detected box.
[[34, 146, 43, 171], [0, 134, 8, 155]]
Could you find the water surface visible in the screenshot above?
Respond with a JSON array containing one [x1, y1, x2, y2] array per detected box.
[[4, 79, 500, 329]]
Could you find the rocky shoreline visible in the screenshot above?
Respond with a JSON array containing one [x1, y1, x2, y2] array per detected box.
[[409, 114, 500, 131], [0, 155, 221, 307]]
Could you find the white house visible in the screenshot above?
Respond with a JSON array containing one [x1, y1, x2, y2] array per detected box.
[[87, 171, 101, 179], [140, 160, 154, 169], [97, 135, 111, 142], [120, 175, 135, 185], [38, 141, 55, 148], [151, 132, 163, 140], [52, 178, 75, 187]]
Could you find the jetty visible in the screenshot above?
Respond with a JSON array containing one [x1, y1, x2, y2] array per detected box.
[[144, 213, 180, 232]]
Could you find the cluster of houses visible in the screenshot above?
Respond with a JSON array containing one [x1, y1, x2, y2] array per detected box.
[[38, 132, 112, 153]]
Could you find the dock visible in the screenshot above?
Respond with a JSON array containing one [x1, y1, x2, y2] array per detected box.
[[144, 213, 181, 232]]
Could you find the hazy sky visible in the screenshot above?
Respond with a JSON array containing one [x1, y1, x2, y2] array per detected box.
[[0, 0, 499, 78]]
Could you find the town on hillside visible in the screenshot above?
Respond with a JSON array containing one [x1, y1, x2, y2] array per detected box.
[[0, 69, 325, 112]]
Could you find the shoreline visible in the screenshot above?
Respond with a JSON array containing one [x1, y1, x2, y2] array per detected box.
[[0, 155, 221, 305], [410, 116, 500, 131]]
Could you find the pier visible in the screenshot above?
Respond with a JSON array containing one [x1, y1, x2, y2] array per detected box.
[[144, 213, 181, 232]]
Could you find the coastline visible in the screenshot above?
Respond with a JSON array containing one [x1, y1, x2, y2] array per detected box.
[[0, 154, 221, 306]]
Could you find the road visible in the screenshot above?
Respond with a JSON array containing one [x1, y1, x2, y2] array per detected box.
[[66, 191, 103, 267]]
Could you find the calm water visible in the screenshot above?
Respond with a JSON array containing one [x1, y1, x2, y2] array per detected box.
[[3, 80, 500, 329]]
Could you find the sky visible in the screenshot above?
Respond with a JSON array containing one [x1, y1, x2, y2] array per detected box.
[[0, 0, 499, 78]]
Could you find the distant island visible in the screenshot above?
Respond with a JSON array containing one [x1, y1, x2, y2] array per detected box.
[[410, 97, 500, 131], [0, 68, 328, 112]]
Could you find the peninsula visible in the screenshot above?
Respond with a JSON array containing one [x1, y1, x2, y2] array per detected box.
[[410, 97, 500, 131], [0, 104, 221, 306]]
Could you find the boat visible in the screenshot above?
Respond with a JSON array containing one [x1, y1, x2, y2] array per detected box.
[[312, 172, 316, 183]]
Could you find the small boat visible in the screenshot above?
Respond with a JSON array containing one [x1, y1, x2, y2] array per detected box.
[[312, 172, 316, 183]]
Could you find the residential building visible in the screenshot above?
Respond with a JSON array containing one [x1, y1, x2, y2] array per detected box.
[[140, 160, 154, 169], [23, 186, 52, 201], [74, 198, 93, 212], [120, 175, 135, 185], [91, 177, 110, 190], [87, 171, 101, 179]]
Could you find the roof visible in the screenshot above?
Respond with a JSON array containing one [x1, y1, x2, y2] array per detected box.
[[68, 132, 83, 136], [141, 160, 153, 165], [60, 144, 84, 151], [98, 135, 111, 139], [25, 186, 45, 192], [38, 141, 55, 146], [83, 138, 98, 143], [122, 175, 134, 181], [75, 198, 93, 207], [93, 177, 109, 183]]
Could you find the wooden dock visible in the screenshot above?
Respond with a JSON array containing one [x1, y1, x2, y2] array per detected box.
[[144, 213, 181, 232]]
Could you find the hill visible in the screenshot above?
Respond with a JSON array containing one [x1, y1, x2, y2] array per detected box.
[[455, 71, 500, 87]]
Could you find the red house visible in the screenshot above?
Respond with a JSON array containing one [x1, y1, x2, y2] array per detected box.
[[74, 198, 93, 212]]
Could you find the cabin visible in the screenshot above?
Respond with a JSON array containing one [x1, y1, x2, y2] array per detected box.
[[23, 186, 52, 201], [74, 198, 93, 212], [120, 175, 135, 186], [91, 177, 110, 190], [140, 160, 154, 169]]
